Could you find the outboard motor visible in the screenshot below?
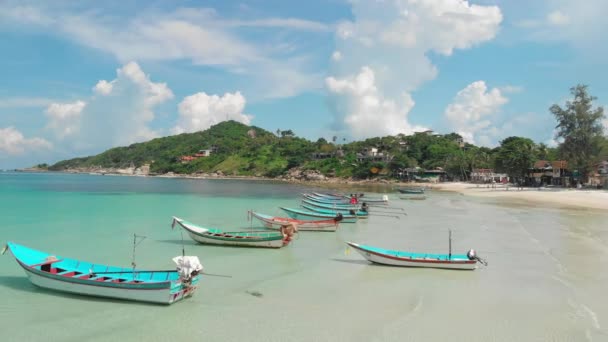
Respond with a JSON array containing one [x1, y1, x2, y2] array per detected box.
[[334, 213, 344, 222], [173, 256, 203, 289], [467, 249, 476, 260], [467, 249, 488, 266]]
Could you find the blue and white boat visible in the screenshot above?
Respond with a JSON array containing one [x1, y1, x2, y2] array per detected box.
[[301, 203, 368, 218], [280, 207, 357, 223], [345, 242, 486, 270], [2, 242, 202, 304]]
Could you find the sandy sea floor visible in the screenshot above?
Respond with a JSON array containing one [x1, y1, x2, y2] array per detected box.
[[1, 174, 607, 341]]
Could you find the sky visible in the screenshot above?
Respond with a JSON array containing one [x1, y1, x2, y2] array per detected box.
[[0, 0, 607, 168]]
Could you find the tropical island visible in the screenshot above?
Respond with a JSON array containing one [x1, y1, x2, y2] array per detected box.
[[32, 85, 606, 191]]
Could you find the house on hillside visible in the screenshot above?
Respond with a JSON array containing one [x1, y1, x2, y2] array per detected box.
[[195, 149, 213, 157], [356, 147, 393, 162]]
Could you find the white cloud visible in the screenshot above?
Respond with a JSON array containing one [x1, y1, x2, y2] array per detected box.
[[0, 97, 55, 108], [327, 0, 502, 136], [45, 100, 86, 138], [547, 11, 569, 26], [444, 81, 508, 144], [0, 5, 325, 99], [44, 61, 173, 154], [0, 126, 51, 155], [224, 18, 330, 32], [93, 80, 114, 95], [514, 0, 607, 53], [326, 66, 425, 138], [173, 91, 252, 134], [331, 51, 342, 61]]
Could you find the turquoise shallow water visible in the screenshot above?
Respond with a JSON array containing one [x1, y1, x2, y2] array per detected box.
[[1, 172, 608, 341]]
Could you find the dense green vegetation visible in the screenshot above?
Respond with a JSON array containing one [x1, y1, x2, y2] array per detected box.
[[48, 85, 606, 181]]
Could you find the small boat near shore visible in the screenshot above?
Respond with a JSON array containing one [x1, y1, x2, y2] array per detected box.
[[172, 217, 291, 248], [397, 188, 425, 194], [301, 198, 363, 211], [345, 242, 486, 270], [301, 203, 368, 218], [2, 241, 202, 304], [302, 194, 359, 207], [280, 207, 357, 223], [312, 192, 390, 205], [399, 195, 427, 200], [249, 211, 340, 232]]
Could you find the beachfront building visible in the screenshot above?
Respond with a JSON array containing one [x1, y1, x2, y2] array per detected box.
[[589, 160, 608, 188], [470, 168, 509, 184], [526, 160, 570, 186]]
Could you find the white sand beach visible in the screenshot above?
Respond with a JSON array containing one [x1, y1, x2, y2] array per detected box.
[[429, 182, 608, 211]]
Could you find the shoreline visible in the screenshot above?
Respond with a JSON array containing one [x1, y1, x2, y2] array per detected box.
[[12, 169, 608, 211], [428, 182, 608, 211], [12, 168, 404, 190]]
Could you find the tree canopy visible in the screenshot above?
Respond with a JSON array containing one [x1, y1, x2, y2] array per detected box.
[[550, 84, 605, 181]]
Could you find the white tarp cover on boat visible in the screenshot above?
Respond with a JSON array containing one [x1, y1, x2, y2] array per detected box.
[[173, 256, 203, 279]]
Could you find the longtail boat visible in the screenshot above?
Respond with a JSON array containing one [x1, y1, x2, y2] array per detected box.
[[2, 241, 202, 304], [249, 211, 339, 232], [345, 242, 487, 270], [280, 207, 357, 223], [301, 199, 360, 210], [397, 188, 425, 194], [301, 203, 368, 218], [172, 217, 290, 248], [302, 194, 358, 207], [399, 195, 427, 200], [313, 192, 390, 204]]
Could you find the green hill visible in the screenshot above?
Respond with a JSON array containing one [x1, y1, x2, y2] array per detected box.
[[49, 120, 558, 180], [49, 121, 318, 177]]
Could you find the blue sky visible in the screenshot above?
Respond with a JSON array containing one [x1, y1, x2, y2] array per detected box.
[[0, 0, 606, 168]]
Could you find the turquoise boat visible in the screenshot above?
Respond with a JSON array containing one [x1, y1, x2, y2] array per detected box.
[[301, 204, 368, 218], [301, 198, 359, 210], [302, 194, 356, 207], [313, 192, 389, 204], [346, 242, 486, 270], [280, 207, 357, 223], [300, 203, 368, 218], [2, 241, 202, 304]]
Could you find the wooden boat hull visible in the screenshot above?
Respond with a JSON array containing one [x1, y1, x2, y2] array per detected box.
[[280, 207, 357, 223], [4, 242, 199, 304], [250, 211, 339, 232], [21, 265, 192, 304], [173, 217, 288, 248], [346, 242, 478, 270]]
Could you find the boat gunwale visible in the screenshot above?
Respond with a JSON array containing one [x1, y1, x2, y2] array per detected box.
[[14, 257, 173, 290]]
